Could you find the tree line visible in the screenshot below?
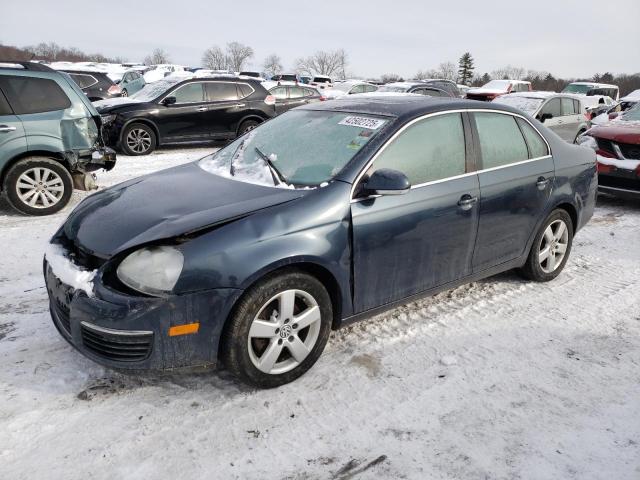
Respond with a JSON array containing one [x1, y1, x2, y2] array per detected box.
[[2, 42, 639, 96]]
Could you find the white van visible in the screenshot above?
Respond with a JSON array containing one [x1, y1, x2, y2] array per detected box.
[[562, 82, 619, 101]]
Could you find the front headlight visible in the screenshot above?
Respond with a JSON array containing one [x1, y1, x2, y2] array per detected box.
[[101, 114, 116, 125], [116, 246, 184, 296]]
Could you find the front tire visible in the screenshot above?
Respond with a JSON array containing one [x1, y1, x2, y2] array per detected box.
[[519, 209, 573, 282], [121, 123, 156, 156], [221, 270, 333, 388], [3, 157, 73, 216]]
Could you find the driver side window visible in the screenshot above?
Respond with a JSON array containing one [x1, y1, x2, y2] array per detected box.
[[368, 113, 467, 186], [171, 83, 204, 103], [539, 98, 561, 118]]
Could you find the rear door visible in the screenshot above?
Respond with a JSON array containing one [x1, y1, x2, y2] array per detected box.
[[351, 112, 480, 312], [559, 97, 582, 142], [0, 86, 26, 171], [470, 112, 554, 271], [203, 82, 247, 137]]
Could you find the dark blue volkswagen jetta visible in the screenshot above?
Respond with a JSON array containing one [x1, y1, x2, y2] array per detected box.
[[44, 96, 597, 387]]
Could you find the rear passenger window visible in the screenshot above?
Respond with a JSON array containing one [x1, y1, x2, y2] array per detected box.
[[289, 87, 305, 98], [561, 98, 576, 115], [516, 118, 549, 159], [271, 87, 288, 99], [474, 113, 528, 169], [172, 83, 204, 103], [0, 90, 12, 115], [205, 82, 239, 101], [0, 76, 71, 114], [371, 113, 466, 185]]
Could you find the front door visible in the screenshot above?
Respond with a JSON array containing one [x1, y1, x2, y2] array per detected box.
[[470, 112, 554, 271], [156, 81, 210, 141], [351, 112, 480, 312]]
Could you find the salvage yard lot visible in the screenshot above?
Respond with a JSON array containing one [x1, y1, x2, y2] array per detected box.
[[1, 147, 639, 480]]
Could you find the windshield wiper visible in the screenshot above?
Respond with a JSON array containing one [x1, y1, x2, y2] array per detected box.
[[254, 147, 288, 186], [229, 137, 249, 176]]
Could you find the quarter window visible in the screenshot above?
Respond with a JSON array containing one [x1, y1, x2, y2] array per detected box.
[[370, 113, 466, 185], [237, 83, 254, 99], [0, 76, 71, 114], [516, 118, 549, 159], [69, 74, 98, 89], [573, 99, 581, 114], [0, 90, 12, 115], [205, 82, 239, 101], [474, 112, 528, 169], [172, 82, 204, 103]]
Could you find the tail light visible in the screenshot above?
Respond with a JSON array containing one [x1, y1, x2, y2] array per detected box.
[[319, 95, 327, 101], [596, 148, 616, 159], [108, 85, 122, 96], [264, 95, 276, 106], [597, 162, 614, 173]]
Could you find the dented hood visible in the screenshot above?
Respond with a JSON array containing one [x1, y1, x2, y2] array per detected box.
[[64, 162, 306, 257]]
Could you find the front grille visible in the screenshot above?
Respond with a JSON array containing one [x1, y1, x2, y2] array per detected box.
[[617, 142, 640, 160], [52, 297, 71, 336], [596, 138, 616, 156], [80, 322, 153, 362], [599, 174, 640, 191]]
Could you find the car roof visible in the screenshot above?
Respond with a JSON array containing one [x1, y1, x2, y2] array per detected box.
[[0, 61, 55, 73], [300, 95, 524, 121]]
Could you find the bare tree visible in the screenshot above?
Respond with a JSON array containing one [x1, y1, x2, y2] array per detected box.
[[262, 54, 282, 77], [144, 48, 171, 65], [226, 42, 254, 72], [414, 69, 440, 80], [491, 65, 526, 80], [380, 73, 404, 83], [438, 62, 458, 81], [295, 49, 347, 77], [202, 46, 228, 70]]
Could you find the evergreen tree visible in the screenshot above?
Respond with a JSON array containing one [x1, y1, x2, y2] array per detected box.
[[458, 52, 475, 85]]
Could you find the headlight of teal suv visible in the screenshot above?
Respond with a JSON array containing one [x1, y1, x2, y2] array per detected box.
[[116, 246, 184, 296]]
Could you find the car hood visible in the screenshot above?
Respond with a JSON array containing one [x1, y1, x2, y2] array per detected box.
[[590, 121, 640, 144], [467, 88, 507, 96], [64, 162, 307, 257]]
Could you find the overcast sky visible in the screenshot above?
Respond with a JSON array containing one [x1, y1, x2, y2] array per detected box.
[[2, 0, 639, 78]]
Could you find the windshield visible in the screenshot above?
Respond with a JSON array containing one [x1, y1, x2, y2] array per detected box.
[[334, 83, 355, 92], [493, 95, 545, 114], [481, 80, 511, 90], [562, 83, 593, 94], [131, 78, 182, 102], [620, 104, 640, 122], [199, 110, 389, 187]]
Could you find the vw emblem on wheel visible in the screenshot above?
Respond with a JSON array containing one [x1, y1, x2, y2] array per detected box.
[[279, 324, 292, 338]]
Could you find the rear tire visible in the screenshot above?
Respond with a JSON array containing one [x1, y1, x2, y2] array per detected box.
[[237, 119, 261, 137], [574, 129, 586, 144], [121, 123, 156, 156], [220, 270, 332, 388], [3, 157, 73, 216], [519, 209, 573, 282]]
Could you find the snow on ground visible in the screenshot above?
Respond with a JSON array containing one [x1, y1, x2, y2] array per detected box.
[[1, 147, 639, 480]]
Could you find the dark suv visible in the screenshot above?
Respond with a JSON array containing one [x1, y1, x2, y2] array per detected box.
[[96, 77, 276, 155], [62, 70, 123, 101], [0, 61, 115, 215]]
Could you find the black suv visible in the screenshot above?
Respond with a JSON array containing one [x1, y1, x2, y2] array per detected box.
[[62, 70, 123, 101], [96, 77, 276, 155]]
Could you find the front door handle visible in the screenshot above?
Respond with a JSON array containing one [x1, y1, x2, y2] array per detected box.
[[197, 107, 207, 112], [234, 104, 246, 108], [536, 176, 550, 190], [0, 125, 17, 133], [457, 194, 478, 210]]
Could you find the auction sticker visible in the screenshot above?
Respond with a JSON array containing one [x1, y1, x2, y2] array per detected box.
[[339, 116, 386, 130]]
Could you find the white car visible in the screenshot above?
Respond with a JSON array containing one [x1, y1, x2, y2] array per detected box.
[[309, 76, 333, 90], [322, 81, 378, 99], [143, 64, 187, 83], [590, 90, 640, 126], [562, 81, 619, 101]]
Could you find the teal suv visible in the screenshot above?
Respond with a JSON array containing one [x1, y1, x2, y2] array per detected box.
[[0, 61, 116, 215]]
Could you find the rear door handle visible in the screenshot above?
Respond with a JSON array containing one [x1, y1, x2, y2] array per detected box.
[[536, 177, 550, 190], [197, 107, 207, 112], [0, 125, 17, 133], [234, 104, 246, 108], [457, 194, 478, 210]]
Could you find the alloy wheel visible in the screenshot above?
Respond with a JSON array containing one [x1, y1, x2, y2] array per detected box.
[[538, 219, 569, 273], [15, 167, 65, 209], [126, 128, 152, 154], [122, 89, 128, 97], [247, 289, 322, 375]]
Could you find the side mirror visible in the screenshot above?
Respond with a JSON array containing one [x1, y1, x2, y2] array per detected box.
[[608, 112, 619, 120], [162, 96, 176, 106], [362, 168, 410, 196], [539, 112, 553, 123]]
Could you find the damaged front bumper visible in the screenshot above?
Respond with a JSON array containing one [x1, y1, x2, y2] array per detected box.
[[44, 259, 242, 371], [64, 146, 117, 174]]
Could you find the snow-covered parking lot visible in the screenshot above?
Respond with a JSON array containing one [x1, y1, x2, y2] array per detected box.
[[1, 147, 639, 480]]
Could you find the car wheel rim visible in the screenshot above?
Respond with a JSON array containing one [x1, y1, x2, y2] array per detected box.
[[122, 89, 128, 97], [16, 167, 65, 209], [538, 219, 569, 273], [126, 128, 152, 154], [247, 289, 322, 375], [242, 124, 256, 134]]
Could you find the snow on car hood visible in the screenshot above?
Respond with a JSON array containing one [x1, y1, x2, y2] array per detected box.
[[93, 97, 143, 111], [45, 243, 96, 297], [466, 87, 508, 95], [63, 162, 307, 257]]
